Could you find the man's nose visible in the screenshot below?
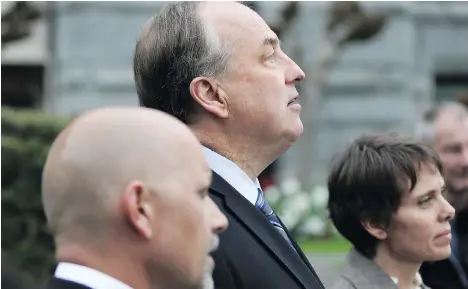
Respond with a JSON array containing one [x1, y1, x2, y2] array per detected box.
[[291, 61, 306, 83], [460, 146, 468, 166], [208, 198, 228, 234], [284, 54, 305, 84]]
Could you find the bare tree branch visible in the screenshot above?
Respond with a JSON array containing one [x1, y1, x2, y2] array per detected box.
[[1, 2, 41, 48]]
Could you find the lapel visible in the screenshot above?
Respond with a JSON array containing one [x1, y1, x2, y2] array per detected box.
[[341, 249, 398, 289], [278, 217, 319, 274], [47, 277, 92, 289], [211, 171, 324, 289]]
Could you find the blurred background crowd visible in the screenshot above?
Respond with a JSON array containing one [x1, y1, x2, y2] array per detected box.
[[2, 1, 468, 287]]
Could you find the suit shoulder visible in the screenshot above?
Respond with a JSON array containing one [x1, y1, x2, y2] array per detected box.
[[329, 275, 358, 289]]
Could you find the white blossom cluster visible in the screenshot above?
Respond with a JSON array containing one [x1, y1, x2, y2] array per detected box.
[[264, 177, 337, 239]]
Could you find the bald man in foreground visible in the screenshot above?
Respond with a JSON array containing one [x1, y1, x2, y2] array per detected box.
[[42, 107, 228, 289]]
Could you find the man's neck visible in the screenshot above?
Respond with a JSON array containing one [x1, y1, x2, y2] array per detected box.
[[56, 244, 151, 289], [193, 125, 276, 179], [373, 244, 421, 289], [204, 144, 264, 179]]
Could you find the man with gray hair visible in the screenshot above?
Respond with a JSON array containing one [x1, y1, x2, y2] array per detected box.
[[43, 107, 228, 289], [417, 102, 468, 289], [133, 2, 324, 289]]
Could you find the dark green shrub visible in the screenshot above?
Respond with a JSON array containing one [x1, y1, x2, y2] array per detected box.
[[1, 107, 70, 282]]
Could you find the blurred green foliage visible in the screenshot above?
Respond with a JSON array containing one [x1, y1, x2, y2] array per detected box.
[[299, 237, 351, 254], [2, 107, 70, 282]]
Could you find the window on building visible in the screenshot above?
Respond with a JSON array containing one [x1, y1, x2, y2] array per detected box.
[[1, 65, 44, 109], [435, 74, 468, 107]]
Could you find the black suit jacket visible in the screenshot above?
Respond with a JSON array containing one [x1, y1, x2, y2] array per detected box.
[[420, 259, 468, 289], [210, 171, 324, 289], [46, 278, 91, 289]]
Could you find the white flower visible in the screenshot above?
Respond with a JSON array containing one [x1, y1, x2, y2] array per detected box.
[[264, 186, 281, 204], [280, 208, 301, 228], [310, 186, 329, 209], [279, 197, 302, 227], [302, 216, 327, 236], [280, 177, 301, 196], [277, 192, 311, 227], [293, 191, 311, 215]]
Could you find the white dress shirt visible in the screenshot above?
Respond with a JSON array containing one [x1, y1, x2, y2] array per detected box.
[[54, 262, 133, 289], [203, 146, 261, 205]]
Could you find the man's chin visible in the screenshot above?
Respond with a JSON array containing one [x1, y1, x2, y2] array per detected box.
[[198, 257, 215, 289], [283, 121, 304, 143], [200, 274, 214, 289]]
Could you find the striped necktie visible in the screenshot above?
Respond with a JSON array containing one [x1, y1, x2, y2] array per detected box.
[[255, 187, 295, 249]]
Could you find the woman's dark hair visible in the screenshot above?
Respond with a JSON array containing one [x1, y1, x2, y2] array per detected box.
[[327, 133, 442, 258]]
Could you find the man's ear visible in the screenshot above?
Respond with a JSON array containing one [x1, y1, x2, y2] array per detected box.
[[119, 181, 155, 240], [189, 76, 229, 119], [362, 220, 388, 240]]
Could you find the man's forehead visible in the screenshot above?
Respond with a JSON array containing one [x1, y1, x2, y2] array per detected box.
[[205, 167, 213, 187], [203, 1, 271, 35], [193, 153, 211, 180], [193, 163, 212, 191], [203, 1, 255, 16], [463, 118, 468, 130], [436, 116, 466, 135]]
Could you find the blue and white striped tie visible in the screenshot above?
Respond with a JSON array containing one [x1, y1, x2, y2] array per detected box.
[[255, 188, 295, 249]]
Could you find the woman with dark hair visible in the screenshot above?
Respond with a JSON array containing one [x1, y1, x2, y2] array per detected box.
[[328, 133, 455, 289]]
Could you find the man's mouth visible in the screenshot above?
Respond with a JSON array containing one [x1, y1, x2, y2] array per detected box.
[[288, 97, 298, 106], [455, 169, 468, 178], [208, 236, 219, 254]]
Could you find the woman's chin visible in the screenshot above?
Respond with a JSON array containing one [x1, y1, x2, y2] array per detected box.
[[425, 247, 452, 262]]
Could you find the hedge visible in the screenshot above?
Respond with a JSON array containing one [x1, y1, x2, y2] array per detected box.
[[2, 107, 70, 282]]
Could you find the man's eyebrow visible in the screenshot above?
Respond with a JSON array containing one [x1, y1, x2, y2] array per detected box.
[[263, 37, 280, 47]]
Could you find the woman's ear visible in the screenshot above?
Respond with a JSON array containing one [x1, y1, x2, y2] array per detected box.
[[362, 220, 388, 240], [189, 77, 229, 119]]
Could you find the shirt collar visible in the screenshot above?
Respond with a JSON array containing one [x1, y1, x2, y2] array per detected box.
[[54, 262, 133, 289], [390, 272, 424, 288], [203, 146, 261, 205]]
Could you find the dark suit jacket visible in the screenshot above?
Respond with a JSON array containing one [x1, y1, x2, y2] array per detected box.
[[420, 258, 468, 289], [210, 171, 324, 289], [46, 278, 90, 289], [331, 249, 429, 289]]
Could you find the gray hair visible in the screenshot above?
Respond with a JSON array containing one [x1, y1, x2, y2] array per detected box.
[[133, 2, 234, 124], [414, 102, 468, 142]]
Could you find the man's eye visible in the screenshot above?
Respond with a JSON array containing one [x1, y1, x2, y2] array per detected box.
[[266, 53, 277, 62]]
